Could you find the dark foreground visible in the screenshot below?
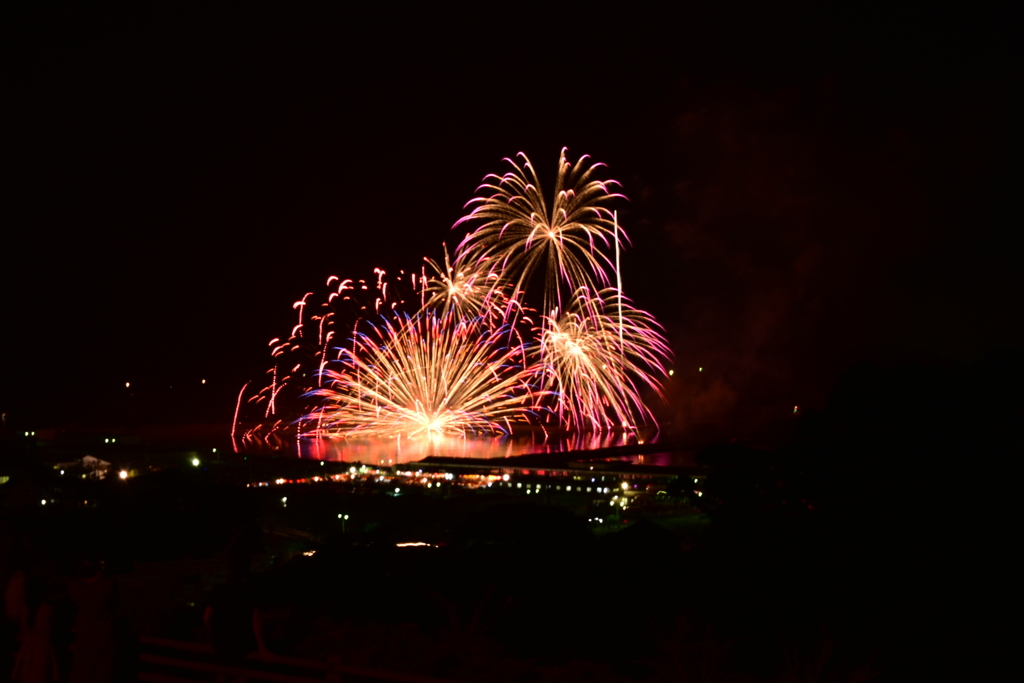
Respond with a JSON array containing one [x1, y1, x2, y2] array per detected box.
[[1, 359, 1019, 682]]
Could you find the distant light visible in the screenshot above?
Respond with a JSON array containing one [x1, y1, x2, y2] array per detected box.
[[502, 474, 510, 482], [302, 550, 316, 557], [793, 405, 799, 414], [111, 438, 116, 444], [344, 515, 349, 520], [319, 460, 323, 466], [201, 379, 206, 384], [394, 487, 400, 494], [41, 499, 46, 505], [212, 448, 217, 454], [349, 467, 357, 474], [566, 486, 572, 492], [668, 369, 674, 376], [699, 367, 703, 372], [125, 382, 130, 388], [105, 438, 109, 444], [621, 482, 630, 490], [192, 458, 200, 467], [119, 470, 128, 480], [281, 497, 287, 503], [60, 470, 64, 475], [396, 542, 431, 548]]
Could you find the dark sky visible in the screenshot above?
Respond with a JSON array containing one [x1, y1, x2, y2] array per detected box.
[[3, 4, 1020, 435]]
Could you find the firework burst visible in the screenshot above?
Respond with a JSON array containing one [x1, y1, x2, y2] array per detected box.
[[309, 311, 541, 439], [454, 148, 626, 314], [421, 244, 508, 321], [537, 287, 671, 431]]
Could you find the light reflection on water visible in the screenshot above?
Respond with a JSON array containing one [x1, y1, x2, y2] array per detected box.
[[296, 429, 665, 467]]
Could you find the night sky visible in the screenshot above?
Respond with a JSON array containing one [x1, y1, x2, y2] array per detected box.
[[4, 5, 1020, 437]]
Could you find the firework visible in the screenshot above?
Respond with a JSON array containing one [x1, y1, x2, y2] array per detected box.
[[309, 311, 543, 439], [421, 244, 509, 321], [536, 287, 671, 431], [454, 148, 626, 314], [239, 150, 672, 450]]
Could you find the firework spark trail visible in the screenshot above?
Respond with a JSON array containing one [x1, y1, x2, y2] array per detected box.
[[536, 287, 671, 431], [308, 311, 544, 439], [454, 148, 627, 315], [422, 244, 510, 322], [231, 381, 250, 451]]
